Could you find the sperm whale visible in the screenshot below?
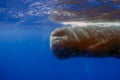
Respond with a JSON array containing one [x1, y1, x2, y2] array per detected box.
[[50, 0, 120, 59]]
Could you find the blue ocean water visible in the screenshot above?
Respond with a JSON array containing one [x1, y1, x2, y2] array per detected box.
[[0, 0, 120, 80], [0, 23, 120, 80]]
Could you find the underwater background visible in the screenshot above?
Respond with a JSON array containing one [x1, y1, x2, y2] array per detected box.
[[0, 0, 120, 80]]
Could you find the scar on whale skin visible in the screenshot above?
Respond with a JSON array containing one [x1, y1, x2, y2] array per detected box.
[[50, 26, 120, 59]]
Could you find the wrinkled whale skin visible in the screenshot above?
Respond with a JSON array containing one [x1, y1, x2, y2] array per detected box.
[[50, 26, 120, 59]]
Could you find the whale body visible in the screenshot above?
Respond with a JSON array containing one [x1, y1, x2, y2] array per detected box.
[[50, 26, 120, 59], [50, 0, 120, 59]]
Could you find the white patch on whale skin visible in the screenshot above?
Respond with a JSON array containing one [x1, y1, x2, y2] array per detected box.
[[62, 21, 120, 27]]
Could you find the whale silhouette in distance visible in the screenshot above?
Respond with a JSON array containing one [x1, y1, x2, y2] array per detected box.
[[50, 0, 120, 59]]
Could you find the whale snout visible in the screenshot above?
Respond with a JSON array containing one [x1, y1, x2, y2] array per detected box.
[[50, 27, 77, 59]]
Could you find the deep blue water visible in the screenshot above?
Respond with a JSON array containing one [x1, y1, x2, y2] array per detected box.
[[0, 0, 120, 80], [0, 23, 120, 80]]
